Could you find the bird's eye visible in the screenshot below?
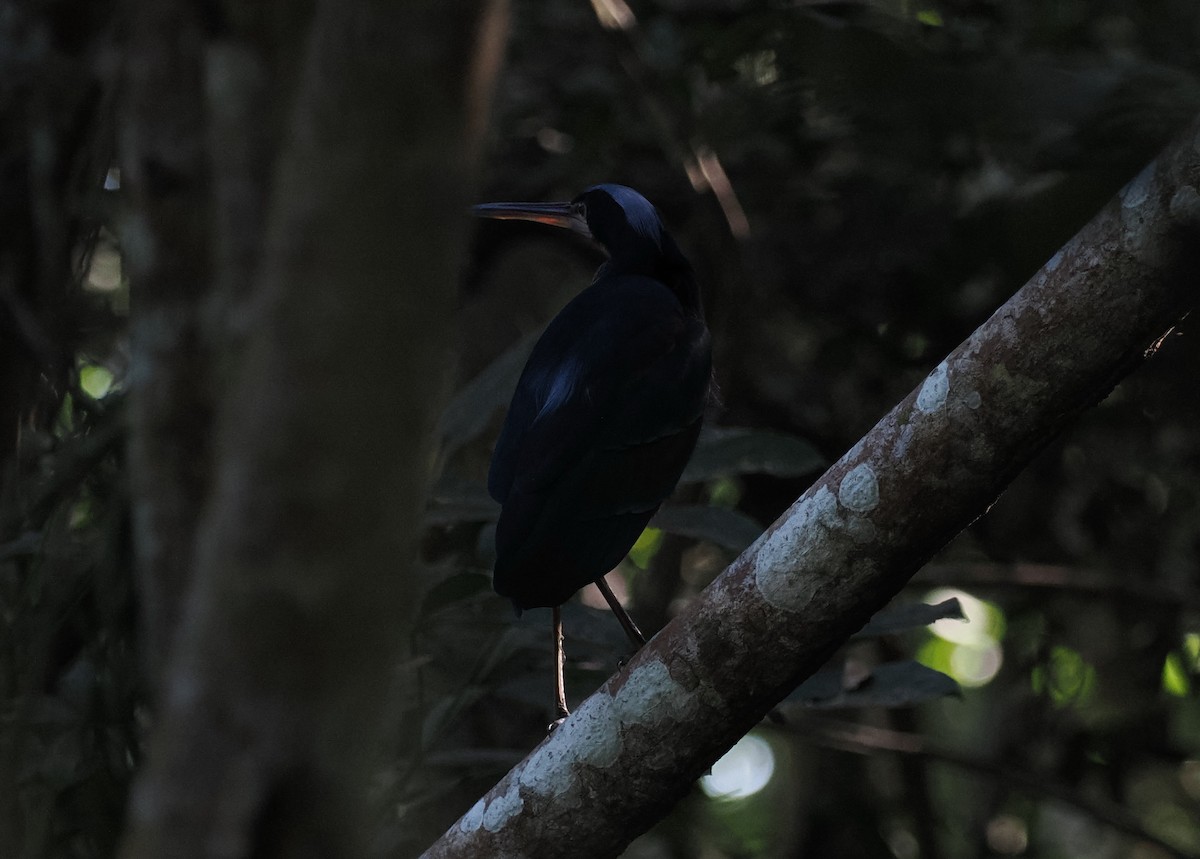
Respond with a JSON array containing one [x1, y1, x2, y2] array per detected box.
[[573, 201, 587, 221]]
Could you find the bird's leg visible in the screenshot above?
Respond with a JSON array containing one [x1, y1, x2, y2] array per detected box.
[[550, 606, 569, 731], [595, 575, 646, 650]]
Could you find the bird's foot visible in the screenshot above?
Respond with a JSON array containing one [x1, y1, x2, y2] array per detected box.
[[547, 714, 569, 735]]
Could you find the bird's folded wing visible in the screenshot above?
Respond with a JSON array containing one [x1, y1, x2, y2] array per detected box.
[[488, 277, 710, 510]]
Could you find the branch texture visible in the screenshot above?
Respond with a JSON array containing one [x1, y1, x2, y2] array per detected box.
[[422, 117, 1200, 858]]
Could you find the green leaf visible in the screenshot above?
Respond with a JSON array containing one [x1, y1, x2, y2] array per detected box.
[[424, 479, 499, 525], [478, 624, 544, 679], [421, 687, 487, 749], [707, 477, 741, 508], [437, 332, 538, 454], [854, 598, 964, 638], [682, 427, 825, 483], [418, 572, 493, 619], [786, 660, 960, 709], [650, 504, 763, 553], [628, 527, 663, 568], [1032, 646, 1097, 708], [1162, 652, 1190, 697]]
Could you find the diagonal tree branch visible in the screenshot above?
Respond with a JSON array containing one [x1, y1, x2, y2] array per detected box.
[[421, 115, 1200, 858]]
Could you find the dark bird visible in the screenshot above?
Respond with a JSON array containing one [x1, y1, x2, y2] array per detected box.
[[474, 184, 712, 723]]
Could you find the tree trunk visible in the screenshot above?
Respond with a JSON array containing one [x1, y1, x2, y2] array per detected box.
[[118, 1, 507, 856]]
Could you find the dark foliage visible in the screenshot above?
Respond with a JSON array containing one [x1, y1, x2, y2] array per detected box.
[[2, 0, 1199, 857]]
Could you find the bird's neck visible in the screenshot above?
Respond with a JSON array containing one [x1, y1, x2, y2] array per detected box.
[[603, 234, 704, 319], [663, 261, 703, 319]]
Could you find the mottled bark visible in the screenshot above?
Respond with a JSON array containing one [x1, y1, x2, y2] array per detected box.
[[421, 116, 1200, 859], [118, 1, 506, 857]]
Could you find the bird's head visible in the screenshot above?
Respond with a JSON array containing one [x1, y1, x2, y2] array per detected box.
[[473, 184, 686, 277], [572, 184, 664, 259]]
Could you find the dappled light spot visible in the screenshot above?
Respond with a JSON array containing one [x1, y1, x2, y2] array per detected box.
[[79, 364, 115, 399], [986, 814, 1029, 855], [950, 641, 1003, 687], [700, 733, 775, 801], [580, 571, 631, 610], [535, 127, 574, 155], [886, 826, 919, 859], [920, 588, 1005, 687], [84, 244, 123, 292], [925, 588, 1004, 647], [918, 637, 1003, 689]]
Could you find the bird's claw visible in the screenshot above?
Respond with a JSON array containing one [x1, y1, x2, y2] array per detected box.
[[547, 715, 568, 735]]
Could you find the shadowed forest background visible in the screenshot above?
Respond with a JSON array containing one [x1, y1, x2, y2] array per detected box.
[[1, 0, 1198, 857]]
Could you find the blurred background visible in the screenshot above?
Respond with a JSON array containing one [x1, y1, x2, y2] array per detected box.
[[3, 0, 1199, 857]]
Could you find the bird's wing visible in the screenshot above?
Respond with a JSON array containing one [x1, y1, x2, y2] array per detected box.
[[489, 275, 710, 514], [488, 275, 711, 608]]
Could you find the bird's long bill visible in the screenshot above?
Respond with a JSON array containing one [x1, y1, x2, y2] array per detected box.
[[471, 200, 592, 239]]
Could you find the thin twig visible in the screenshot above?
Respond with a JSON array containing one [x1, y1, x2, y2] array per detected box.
[[915, 562, 1200, 611]]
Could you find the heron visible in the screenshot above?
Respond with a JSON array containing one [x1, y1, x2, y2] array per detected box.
[[475, 184, 712, 725]]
